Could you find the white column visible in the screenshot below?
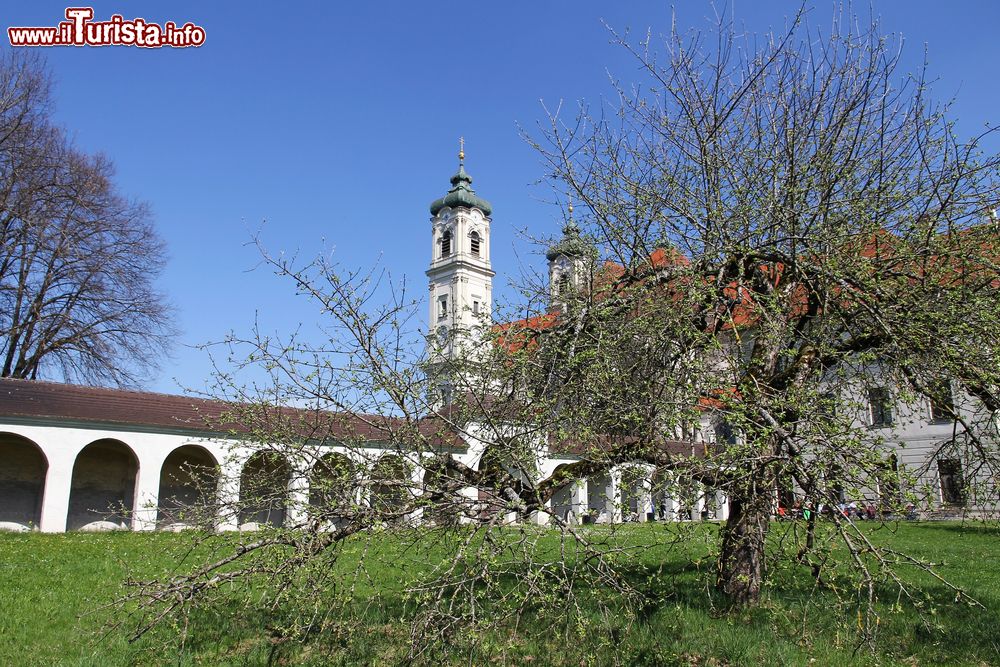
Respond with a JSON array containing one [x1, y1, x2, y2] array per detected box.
[[457, 486, 477, 525], [216, 457, 242, 531], [663, 489, 678, 522], [409, 461, 425, 526], [132, 452, 165, 531], [715, 490, 730, 521], [609, 469, 622, 523], [693, 485, 706, 521], [569, 480, 587, 525], [636, 475, 653, 523], [39, 448, 75, 533], [285, 467, 310, 528]]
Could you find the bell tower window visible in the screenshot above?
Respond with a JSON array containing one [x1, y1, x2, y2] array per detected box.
[[470, 231, 481, 256], [438, 295, 448, 319], [557, 273, 571, 296], [440, 230, 452, 258]]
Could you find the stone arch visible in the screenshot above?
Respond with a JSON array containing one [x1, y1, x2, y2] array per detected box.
[[156, 445, 219, 529], [239, 451, 291, 528], [650, 468, 676, 521], [68, 438, 138, 530], [0, 433, 48, 529], [670, 474, 701, 521], [619, 465, 650, 522], [369, 454, 411, 524], [650, 470, 701, 521], [308, 452, 355, 528], [422, 465, 460, 526], [586, 471, 614, 523], [473, 446, 507, 520], [549, 464, 576, 523]]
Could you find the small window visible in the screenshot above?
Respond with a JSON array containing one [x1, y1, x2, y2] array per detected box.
[[470, 231, 481, 256], [929, 380, 954, 422], [938, 458, 966, 506], [438, 295, 448, 319], [440, 230, 452, 257], [868, 387, 893, 427], [472, 300, 480, 315]]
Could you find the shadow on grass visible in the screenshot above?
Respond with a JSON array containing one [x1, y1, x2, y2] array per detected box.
[[40, 525, 1000, 666], [901, 519, 1000, 536]]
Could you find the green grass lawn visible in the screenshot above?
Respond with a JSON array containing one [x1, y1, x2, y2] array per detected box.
[[0, 521, 998, 666]]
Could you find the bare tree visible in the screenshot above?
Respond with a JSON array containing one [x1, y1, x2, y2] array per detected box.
[[0, 51, 172, 386], [524, 5, 1000, 605], [117, 6, 1000, 661]]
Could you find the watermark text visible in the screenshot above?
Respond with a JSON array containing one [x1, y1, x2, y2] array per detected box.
[[9, 8, 205, 48]]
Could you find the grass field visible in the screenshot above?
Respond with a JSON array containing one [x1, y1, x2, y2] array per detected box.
[[0, 521, 998, 665]]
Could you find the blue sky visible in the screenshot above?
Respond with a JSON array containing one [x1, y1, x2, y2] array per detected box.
[[4, 1, 999, 394]]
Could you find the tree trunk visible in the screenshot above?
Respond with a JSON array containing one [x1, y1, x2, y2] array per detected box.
[[716, 481, 772, 605]]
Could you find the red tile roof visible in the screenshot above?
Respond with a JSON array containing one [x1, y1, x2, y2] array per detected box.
[[0, 377, 233, 433], [0, 378, 466, 450]]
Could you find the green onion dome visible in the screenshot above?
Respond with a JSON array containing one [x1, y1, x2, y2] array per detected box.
[[429, 164, 492, 216], [546, 220, 597, 261]]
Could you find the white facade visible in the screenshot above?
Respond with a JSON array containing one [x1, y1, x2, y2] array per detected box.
[[0, 420, 231, 532], [0, 410, 489, 533], [840, 379, 998, 514], [0, 406, 729, 532]]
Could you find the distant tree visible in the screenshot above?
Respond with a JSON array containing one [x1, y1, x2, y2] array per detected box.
[[0, 52, 172, 386]]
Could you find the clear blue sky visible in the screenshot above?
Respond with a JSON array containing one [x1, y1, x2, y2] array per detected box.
[[5, 1, 998, 394]]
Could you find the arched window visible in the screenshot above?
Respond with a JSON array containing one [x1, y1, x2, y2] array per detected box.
[[440, 230, 452, 257], [470, 230, 481, 256]]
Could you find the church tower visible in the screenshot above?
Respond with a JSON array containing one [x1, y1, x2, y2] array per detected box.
[[546, 203, 597, 311], [426, 141, 494, 367]]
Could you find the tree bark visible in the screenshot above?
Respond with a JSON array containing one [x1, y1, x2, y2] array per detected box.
[[716, 478, 772, 605]]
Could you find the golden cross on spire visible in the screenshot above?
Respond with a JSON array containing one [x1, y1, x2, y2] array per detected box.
[[458, 136, 465, 163]]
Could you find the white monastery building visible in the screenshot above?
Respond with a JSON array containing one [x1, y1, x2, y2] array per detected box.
[[0, 154, 985, 532]]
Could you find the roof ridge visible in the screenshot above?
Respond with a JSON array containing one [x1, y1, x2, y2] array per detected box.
[[0, 376, 222, 406]]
